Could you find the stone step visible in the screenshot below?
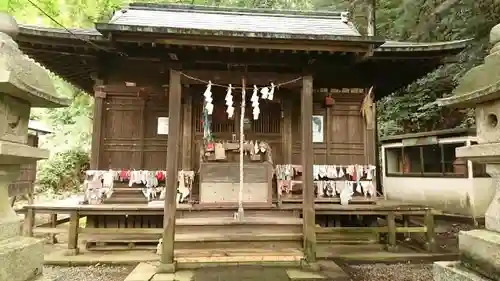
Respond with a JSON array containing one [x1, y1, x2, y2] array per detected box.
[[434, 261, 491, 281], [458, 229, 500, 280]]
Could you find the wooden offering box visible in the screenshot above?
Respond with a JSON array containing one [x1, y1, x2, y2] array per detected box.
[[199, 162, 273, 205]]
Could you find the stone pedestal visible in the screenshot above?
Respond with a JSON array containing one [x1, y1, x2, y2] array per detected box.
[[0, 12, 69, 281], [435, 23, 500, 281]]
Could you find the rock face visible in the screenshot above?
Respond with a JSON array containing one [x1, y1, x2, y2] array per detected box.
[[0, 12, 69, 281], [434, 23, 500, 281]]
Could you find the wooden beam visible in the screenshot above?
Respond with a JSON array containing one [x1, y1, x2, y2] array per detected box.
[[114, 34, 372, 53], [301, 75, 316, 263], [159, 69, 182, 272], [181, 70, 302, 88], [90, 80, 105, 169]]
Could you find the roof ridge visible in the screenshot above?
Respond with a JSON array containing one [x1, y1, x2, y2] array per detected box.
[[126, 2, 347, 19]]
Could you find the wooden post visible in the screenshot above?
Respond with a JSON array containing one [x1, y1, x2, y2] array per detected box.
[[23, 207, 34, 237], [182, 93, 193, 170], [282, 99, 292, 164], [159, 69, 182, 273], [49, 213, 58, 244], [66, 211, 80, 255], [139, 99, 146, 169], [386, 212, 397, 252], [424, 209, 436, 252], [301, 75, 316, 263], [326, 106, 332, 163], [90, 80, 105, 170]]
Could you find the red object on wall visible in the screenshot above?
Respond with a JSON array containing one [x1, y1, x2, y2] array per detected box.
[[325, 96, 335, 107]]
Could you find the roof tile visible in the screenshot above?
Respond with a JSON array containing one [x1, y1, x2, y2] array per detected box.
[[109, 5, 361, 37]]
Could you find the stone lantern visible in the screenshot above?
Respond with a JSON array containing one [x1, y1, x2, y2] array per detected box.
[[0, 13, 69, 281], [435, 23, 500, 281]]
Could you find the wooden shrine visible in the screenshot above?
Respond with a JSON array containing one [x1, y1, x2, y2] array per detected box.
[[14, 3, 468, 267]]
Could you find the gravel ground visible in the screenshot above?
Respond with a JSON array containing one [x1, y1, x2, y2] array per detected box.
[[43, 265, 134, 281], [344, 263, 433, 281]]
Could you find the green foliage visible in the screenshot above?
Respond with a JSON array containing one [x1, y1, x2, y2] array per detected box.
[[36, 149, 89, 193], [376, 0, 500, 136]]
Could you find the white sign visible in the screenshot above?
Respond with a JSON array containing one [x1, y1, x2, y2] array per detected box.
[[157, 117, 169, 135], [312, 115, 324, 143]]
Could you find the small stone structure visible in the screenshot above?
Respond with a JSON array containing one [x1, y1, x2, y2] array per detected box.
[[0, 12, 69, 281], [435, 23, 500, 281]]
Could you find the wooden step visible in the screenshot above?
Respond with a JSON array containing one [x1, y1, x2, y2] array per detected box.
[[176, 232, 302, 251], [179, 209, 300, 218], [113, 187, 145, 193], [176, 216, 302, 226], [83, 232, 302, 243], [104, 197, 148, 204], [176, 216, 302, 235]]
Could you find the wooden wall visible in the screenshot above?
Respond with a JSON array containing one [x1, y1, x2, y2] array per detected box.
[[290, 93, 370, 165], [93, 61, 375, 170]]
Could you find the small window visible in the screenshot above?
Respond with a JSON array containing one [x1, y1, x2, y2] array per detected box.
[[403, 146, 423, 175], [422, 145, 442, 175], [385, 147, 403, 175], [442, 142, 467, 177]]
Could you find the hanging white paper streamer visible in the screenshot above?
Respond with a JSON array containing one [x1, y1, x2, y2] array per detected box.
[[260, 87, 269, 100], [268, 83, 275, 100], [251, 85, 260, 120], [204, 81, 214, 115], [225, 84, 234, 118]]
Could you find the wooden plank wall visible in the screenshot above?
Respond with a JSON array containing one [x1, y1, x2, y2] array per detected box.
[[291, 93, 368, 165], [99, 87, 169, 170], [94, 61, 374, 170]]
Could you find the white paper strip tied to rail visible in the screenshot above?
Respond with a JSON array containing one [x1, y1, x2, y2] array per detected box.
[[268, 83, 275, 100], [251, 85, 260, 120], [204, 81, 214, 115], [225, 84, 234, 118]]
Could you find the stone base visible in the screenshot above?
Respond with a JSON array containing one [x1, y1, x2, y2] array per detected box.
[[434, 261, 491, 281], [0, 216, 22, 241], [459, 229, 500, 280], [0, 236, 44, 281]]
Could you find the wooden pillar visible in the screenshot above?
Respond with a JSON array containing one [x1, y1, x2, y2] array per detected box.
[[282, 99, 292, 164], [159, 69, 182, 273], [139, 99, 146, 169], [66, 211, 80, 255], [90, 81, 105, 170], [182, 93, 193, 169], [326, 107, 332, 163], [301, 75, 316, 263], [386, 212, 397, 252], [425, 209, 436, 252]]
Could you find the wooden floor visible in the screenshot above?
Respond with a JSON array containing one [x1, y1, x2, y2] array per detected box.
[[21, 196, 431, 213]]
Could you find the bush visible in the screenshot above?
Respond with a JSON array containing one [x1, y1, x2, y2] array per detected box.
[[36, 149, 90, 193]]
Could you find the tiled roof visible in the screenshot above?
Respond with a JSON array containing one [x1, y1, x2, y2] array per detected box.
[[105, 3, 361, 38]]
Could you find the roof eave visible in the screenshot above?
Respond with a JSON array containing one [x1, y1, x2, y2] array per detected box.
[[95, 23, 386, 46], [376, 38, 472, 53]]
